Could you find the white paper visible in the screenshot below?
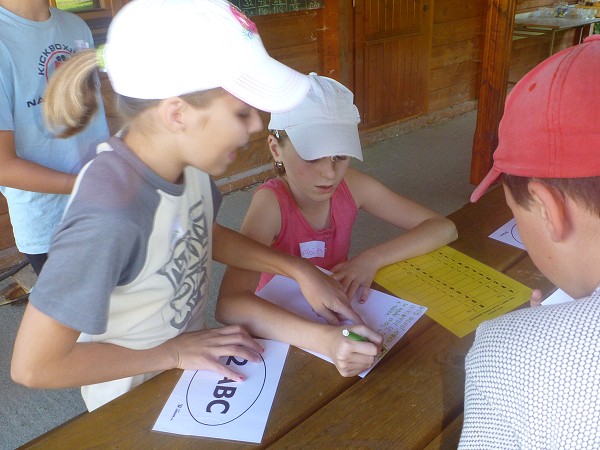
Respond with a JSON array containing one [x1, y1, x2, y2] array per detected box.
[[489, 218, 525, 250], [541, 288, 575, 306], [257, 273, 427, 377], [153, 339, 289, 443], [490, 220, 574, 306]]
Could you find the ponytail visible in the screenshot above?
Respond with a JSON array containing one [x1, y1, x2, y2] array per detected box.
[[45, 49, 226, 137], [43, 50, 101, 138]]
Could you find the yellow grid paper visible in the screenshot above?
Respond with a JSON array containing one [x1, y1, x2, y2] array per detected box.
[[374, 246, 532, 338]]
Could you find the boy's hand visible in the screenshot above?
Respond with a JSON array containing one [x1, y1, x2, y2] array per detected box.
[[325, 325, 383, 377], [331, 252, 379, 303], [166, 325, 263, 381], [529, 289, 543, 307]]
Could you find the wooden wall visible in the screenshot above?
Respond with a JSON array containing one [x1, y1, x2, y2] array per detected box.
[[75, 0, 595, 195], [100, 2, 488, 192], [429, 0, 485, 112], [217, 10, 326, 192], [235, 1, 488, 190], [100, 9, 325, 193], [98, 1, 548, 193], [9, 0, 587, 244], [358, 0, 486, 146], [509, 0, 582, 84], [0, 196, 15, 251]]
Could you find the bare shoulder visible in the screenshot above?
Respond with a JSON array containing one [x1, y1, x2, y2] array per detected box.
[[248, 185, 281, 216], [239, 184, 282, 245]]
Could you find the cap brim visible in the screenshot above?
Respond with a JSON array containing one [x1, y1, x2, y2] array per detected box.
[[223, 56, 310, 113], [470, 166, 503, 202], [286, 123, 363, 161]]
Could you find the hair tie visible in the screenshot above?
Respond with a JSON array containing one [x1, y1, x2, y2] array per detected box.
[[96, 44, 106, 70]]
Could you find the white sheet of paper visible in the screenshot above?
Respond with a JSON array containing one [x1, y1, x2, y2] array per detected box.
[[541, 288, 575, 306], [257, 273, 427, 377], [153, 339, 289, 443], [490, 219, 574, 306], [489, 218, 525, 250]]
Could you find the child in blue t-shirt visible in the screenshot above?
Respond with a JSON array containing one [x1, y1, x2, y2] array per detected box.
[[0, 0, 110, 274]]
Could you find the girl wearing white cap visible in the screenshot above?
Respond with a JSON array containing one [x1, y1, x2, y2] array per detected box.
[[11, 0, 362, 411], [217, 74, 457, 377]]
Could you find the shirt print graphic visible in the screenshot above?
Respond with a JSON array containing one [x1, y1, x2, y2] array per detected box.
[[159, 199, 210, 330], [37, 43, 81, 81]]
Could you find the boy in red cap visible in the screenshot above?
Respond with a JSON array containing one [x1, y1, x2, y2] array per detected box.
[[460, 35, 600, 448]]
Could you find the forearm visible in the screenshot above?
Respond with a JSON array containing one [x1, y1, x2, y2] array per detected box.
[[12, 339, 175, 389], [363, 217, 457, 269], [215, 224, 360, 325], [213, 223, 311, 281], [217, 289, 332, 354], [11, 301, 176, 389], [217, 267, 316, 348], [0, 157, 76, 194], [217, 288, 383, 378]]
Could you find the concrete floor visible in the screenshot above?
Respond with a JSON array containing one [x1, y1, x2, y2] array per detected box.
[[0, 110, 477, 449]]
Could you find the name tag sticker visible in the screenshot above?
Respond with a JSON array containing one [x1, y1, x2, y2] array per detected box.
[[299, 241, 325, 259]]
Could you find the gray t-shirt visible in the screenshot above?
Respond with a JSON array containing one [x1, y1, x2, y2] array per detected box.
[[30, 136, 222, 410]]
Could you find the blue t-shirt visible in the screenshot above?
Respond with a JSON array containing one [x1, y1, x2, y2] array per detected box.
[[0, 6, 109, 253]]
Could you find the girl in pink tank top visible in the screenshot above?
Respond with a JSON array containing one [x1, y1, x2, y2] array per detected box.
[[218, 74, 457, 377]]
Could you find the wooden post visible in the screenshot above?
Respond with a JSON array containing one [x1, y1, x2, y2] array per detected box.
[[470, 0, 517, 185], [322, 0, 353, 89], [322, 0, 341, 81]]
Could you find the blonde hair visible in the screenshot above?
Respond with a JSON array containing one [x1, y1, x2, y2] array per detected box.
[[44, 50, 225, 138], [44, 50, 101, 138]]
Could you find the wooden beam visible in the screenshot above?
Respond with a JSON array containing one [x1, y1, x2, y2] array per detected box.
[[322, 0, 354, 89], [470, 0, 517, 185]]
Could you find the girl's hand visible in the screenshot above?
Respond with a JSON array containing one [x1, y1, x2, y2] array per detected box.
[[324, 325, 383, 377], [296, 265, 365, 326], [165, 325, 264, 381], [331, 251, 379, 303]]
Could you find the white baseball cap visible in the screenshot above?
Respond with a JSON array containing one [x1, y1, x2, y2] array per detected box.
[[268, 73, 363, 161], [103, 0, 309, 112]]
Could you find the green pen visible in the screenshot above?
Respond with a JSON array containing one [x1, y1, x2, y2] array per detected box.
[[342, 328, 370, 342]]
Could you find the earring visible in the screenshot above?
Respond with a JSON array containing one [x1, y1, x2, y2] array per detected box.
[[275, 161, 284, 170]]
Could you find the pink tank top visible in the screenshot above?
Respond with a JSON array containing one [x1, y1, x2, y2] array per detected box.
[[256, 178, 358, 291]]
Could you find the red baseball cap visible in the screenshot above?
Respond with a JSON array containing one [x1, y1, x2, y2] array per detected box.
[[471, 35, 600, 202]]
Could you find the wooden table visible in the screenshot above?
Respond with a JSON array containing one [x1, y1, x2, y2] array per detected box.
[[20, 186, 555, 449]]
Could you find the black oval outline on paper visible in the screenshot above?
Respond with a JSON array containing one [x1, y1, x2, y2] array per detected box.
[[510, 223, 524, 246], [185, 353, 267, 426]]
